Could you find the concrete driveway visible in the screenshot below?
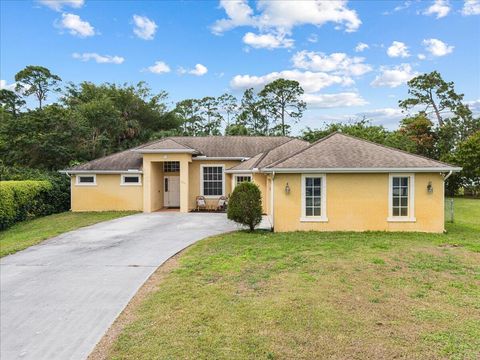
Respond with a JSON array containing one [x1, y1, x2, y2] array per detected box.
[[0, 212, 238, 360]]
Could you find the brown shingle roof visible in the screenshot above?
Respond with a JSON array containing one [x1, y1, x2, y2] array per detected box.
[[135, 138, 194, 151], [267, 132, 459, 170], [139, 136, 292, 157], [228, 138, 310, 171], [69, 149, 143, 171]]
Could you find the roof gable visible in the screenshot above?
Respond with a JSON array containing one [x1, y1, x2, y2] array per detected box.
[[267, 132, 458, 170]]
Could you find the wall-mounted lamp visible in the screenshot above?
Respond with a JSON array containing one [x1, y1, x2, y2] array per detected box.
[[427, 181, 433, 193], [285, 182, 291, 195]]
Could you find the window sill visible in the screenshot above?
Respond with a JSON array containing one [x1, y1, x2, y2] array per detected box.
[[75, 184, 97, 186], [387, 217, 416, 223], [203, 195, 224, 199], [300, 217, 328, 223], [120, 183, 142, 186]]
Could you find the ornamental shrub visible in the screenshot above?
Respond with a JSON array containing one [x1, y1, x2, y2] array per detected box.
[[227, 182, 262, 231], [0, 180, 53, 230]]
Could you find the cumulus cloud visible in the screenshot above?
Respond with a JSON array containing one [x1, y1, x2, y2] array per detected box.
[[72, 52, 125, 64], [144, 61, 171, 74], [292, 51, 372, 76], [462, 0, 480, 15], [212, 0, 361, 49], [0, 80, 17, 91], [422, 38, 454, 56], [370, 64, 418, 88], [133, 15, 157, 40], [386, 41, 410, 58], [423, 0, 451, 18], [231, 70, 352, 93], [417, 53, 426, 60], [307, 34, 318, 43], [355, 42, 369, 52], [243, 32, 294, 49], [303, 92, 368, 108], [38, 0, 84, 11], [189, 64, 208, 76], [58, 13, 95, 37]]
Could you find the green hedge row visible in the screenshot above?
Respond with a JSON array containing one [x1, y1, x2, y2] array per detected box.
[[0, 180, 55, 230]]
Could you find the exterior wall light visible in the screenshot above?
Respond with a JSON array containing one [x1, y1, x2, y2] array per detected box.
[[427, 181, 433, 193], [285, 182, 291, 195]]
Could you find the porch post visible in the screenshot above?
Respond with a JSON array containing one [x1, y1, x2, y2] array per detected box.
[[179, 159, 189, 213], [143, 157, 152, 213]]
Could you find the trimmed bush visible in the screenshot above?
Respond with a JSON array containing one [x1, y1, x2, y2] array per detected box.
[[227, 182, 262, 231], [0, 180, 53, 230]]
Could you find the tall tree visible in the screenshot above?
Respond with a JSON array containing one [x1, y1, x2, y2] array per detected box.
[[398, 112, 436, 157], [15, 66, 62, 109], [199, 96, 222, 135], [237, 88, 269, 136], [259, 79, 306, 136], [174, 99, 202, 136], [0, 89, 25, 116], [398, 71, 465, 127], [217, 93, 238, 129]]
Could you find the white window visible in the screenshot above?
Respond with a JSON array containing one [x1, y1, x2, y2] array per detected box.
[[301, 174, 327, 222], [121, 174, 141, 186], [200, 165, 225, 197], [163, 161, 180, 172], [234, 175, 252, 187], [388, 174, 415, 222], [76, 174, 96, 186]]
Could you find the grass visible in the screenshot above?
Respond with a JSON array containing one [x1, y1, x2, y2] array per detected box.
[[107, 198, 480, 360], [0, 211, 137, 257]]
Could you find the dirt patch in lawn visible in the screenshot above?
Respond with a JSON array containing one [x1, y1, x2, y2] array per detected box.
[[88, 253, 181, 360]]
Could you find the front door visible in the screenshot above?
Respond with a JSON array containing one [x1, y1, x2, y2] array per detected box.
[[164, 176, 180, 208]]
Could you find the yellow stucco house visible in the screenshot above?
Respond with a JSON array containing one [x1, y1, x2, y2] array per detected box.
[[62, 133, 461, 233]]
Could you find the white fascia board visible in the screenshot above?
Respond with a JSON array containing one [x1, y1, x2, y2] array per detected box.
[[59, 170, 143, 174], [193, 156, 249, 161], [132, 149, 197, 154], [224, 169, 253, 174], [260, 167, 462, 173]]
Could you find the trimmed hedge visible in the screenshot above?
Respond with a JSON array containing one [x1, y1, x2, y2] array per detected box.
[[0, 180, 54, 230], [227, 182, 263, 231]]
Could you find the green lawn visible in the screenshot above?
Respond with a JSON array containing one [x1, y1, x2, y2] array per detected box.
[[0, 211, 137, 257], [109, 198, 480, 360]]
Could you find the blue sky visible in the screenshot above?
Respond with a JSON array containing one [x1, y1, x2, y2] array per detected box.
[[1, 0, 479, 134]]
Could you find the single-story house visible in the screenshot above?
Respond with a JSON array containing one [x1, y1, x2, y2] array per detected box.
[[62, 133, 461, 233]]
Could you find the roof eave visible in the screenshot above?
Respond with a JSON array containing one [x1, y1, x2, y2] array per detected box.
[[132, 149, 198, 154], [59, 169, 143, 174], [260, 167, 463, 173]]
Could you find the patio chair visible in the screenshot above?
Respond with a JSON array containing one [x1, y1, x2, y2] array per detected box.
[[217, 196, 227, 211], [196, 196, 207, 211]]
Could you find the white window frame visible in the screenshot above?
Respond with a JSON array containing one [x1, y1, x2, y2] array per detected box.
[[75, 174, 97, 186], [120, 174, 142, 186], [301, 174, 328, 222], [233, 174, 252, 188], [200, 164, 225, 198], [388, 173, 416, 222]]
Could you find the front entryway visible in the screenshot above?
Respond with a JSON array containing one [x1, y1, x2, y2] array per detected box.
[[164, 176, 180, 207]]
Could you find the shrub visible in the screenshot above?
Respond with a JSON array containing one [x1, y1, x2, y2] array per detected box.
[[0, 165, 70, 214], [227, 182, 262, 231], [0, 180, 53, 230]]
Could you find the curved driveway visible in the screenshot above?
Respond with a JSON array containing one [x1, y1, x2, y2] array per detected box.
[[0, 213, 238, 360]]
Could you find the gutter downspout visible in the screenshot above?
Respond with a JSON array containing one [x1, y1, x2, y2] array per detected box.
[[270, 171, 275, 231], [443, 170, 453, 181]]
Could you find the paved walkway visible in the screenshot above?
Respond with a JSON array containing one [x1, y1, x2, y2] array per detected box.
[[0, 213, 239, 360]]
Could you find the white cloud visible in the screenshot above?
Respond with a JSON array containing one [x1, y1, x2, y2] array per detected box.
[[38, 0, 84, 11], [58, 13, 95, 37], [307, 34, 318, 43], [242, 32, 293, 49], [357, 107, 405, 127], [132, 15, 157, 40], [355, 42, 369, 52], [387, 41, 410, 58], [292, 51, 372, 76], [422, 38, 454, 56], [462, 0, 480, 15], [231, 70, 352, 93], [423, 0, 451, 18], [72, 52, 125, 64], [144, 61, 171, 74], [212, 0, 361, 49], [303, 92, 368, 108], [189, 64, 208, 76], [0, 80, 16, 91], [417, 53, 426, 60], [371, 64, 418, 88]]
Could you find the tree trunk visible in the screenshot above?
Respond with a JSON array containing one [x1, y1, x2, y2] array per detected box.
[[429, 92, 443, 127]]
